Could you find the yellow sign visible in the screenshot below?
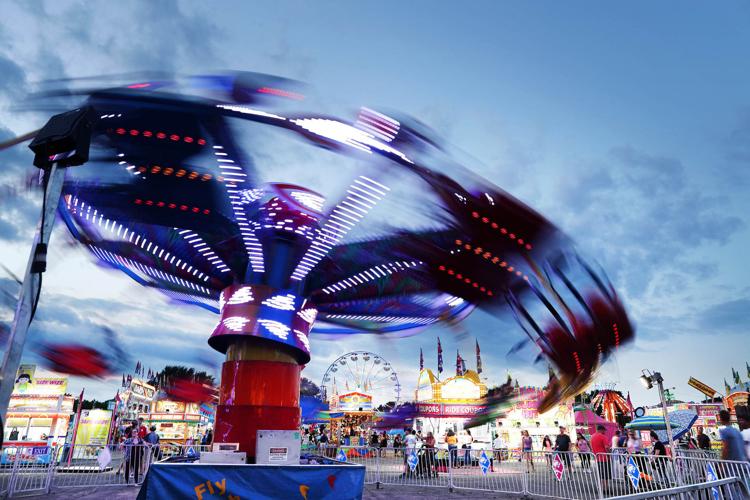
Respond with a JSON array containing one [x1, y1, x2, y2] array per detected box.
[[74, 409, 112, 446], [688, 377, 717, 398]]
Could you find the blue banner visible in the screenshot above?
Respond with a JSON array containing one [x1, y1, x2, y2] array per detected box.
[[137, 463, 365, 500]]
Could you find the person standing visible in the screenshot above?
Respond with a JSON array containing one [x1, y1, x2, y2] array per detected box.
[[404, 429, 418, 476], [695, 426, 711, 451], [611, 430, 621, 450], [145, 425, 161, 463], [463, 429, 474, 467], [555, 426, 572, 474], [201, 428, 213, 446], [626, 431, 642, 454], [424, 431, 437, 476], [542, 435, 553, 466], [122, 429, 143, 484], [591, 425, 611, 491], [737, 412, 750, 461], [445, 430, 458, 466], [577, 434, 591, 469], [719, 410, 748, 461], [521, 430, 534, 470], [493, 432, 506, 462]]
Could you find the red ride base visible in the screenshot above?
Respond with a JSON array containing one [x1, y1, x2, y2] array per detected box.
[[213, 359, 301, 460]]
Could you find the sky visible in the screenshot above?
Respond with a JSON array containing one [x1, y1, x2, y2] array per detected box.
[[0, 0, 749, 407]]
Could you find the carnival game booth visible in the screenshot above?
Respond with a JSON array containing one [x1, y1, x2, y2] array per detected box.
[[498, 385, 576, 456], [413, 368, 491, 445], [327, 392, 378, 445], [3, 365, 74, 451]]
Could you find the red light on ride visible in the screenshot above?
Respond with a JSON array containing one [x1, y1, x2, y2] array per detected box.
[[180, 205, 188, 211], [143, 130, 153, 137], [157, 132, 166, 139], [145, 200, 153, 206], [184, 136, 194, 143], [116, 128, 126, 135], [129, 129, 139, 136], [170, 134, 180, 141], [472, 211, 479, 218], [134, 199, 142, 205], [197, 138, 207, 145], [438, 265, 446, 271], [203, 209, 211, 215]]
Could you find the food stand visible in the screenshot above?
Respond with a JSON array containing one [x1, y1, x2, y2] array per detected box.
[[140, 399, 204, 444], [3, 365, 73, 449]]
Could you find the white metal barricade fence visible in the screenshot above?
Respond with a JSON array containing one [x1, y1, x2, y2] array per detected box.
[[521, 451, 601, 499], [674, 455, 750, 497], [2, 441, 750, 498], [52, 443, 152, 489], [376, 446, 451, 489], [317, 445, 379, 484], [4, 445, 56, 497], [448, 447, 525, 495], [595, 452, 686, 498]]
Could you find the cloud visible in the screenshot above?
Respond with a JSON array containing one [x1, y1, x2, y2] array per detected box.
[[697, 298, 750, 334]]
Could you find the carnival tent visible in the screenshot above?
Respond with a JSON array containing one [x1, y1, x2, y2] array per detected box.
[[574, 408, 618, 441], [625, 416, 679, 431]]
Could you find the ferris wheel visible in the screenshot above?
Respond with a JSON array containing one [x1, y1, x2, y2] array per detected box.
[[321, 351, 401, 408]]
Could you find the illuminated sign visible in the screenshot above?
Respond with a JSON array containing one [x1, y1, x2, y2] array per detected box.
[[440, 377, 481, 400], [416, 403, 486, 418], [337, 392, 373, 412], [688, 377, 717, 398]]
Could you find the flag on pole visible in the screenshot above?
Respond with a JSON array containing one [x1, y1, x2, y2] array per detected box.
[[437, 337, 443, 374], [121, 374, 125, 387], [725, 379, 732, 394], [733, 368, 742, 385], [476, 340, 482, 374], [746, 362, 750, 379], [456, 350, 464, 376], [419, 349, 424, 370]]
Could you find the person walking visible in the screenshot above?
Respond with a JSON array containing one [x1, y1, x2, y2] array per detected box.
[[576, 434, 591, 469], [719, 410, 748, 461], [591, 425, 611, 491], [122, 429, 143, 484], [521, 430, 534, 471]]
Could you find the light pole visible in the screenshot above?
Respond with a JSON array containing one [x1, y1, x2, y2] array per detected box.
[[0, 107, 92, 419], [640, 370, 675, 452]]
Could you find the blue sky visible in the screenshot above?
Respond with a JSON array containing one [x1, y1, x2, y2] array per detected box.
[[0, 1, 749, 406]]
